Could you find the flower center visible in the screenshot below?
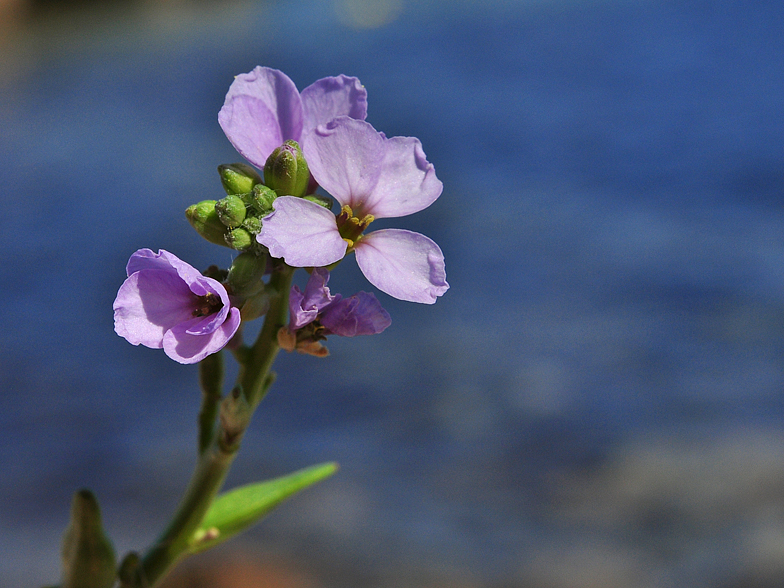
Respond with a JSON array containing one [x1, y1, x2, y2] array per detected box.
[[335, 205, 374, 248], [192, 292, 223, 317]]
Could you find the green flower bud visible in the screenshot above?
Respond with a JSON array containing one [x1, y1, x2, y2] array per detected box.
[[215, 194, 247, 228], [218, 163, 262, 195], [264, 140, 310, 198], [186, 200, 229, 247], [226, 250, 267, 298], [224, 227, 253, 251], [304, 194, 334, 209], [61, 489, 116, 588], [247, 184, 278, 215], [242, 216, 262, 234]]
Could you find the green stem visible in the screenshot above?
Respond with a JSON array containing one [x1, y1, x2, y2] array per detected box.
[[197, 351, 224, 455], [133, 265, 294, 587]]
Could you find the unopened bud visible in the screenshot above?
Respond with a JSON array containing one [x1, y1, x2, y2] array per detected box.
[[242, 216, 262, 235], [264, 140, 310, 198], [186, 200, 229, 247], [215, 195, 247, 228], [304, 194, 334, 209], [247, 184, 278, 215], [218, 163, 262, 195], [225, 227, 253, 251], [226, 250, 267, 298], [61, 489, 116, 588]]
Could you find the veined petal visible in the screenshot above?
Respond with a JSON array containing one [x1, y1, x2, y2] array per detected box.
[[301, 75, 367, 135], [355, 229, 449, 304], [258, 196, 347, 267], [364, 136, 443, 218], [163, 308, 241, 364], [113, 269, 197, 347], [303, 117, 385, 210], [127, 249, 218, 298], [320, 291, 391, 336], [218, 67, 303, 168]]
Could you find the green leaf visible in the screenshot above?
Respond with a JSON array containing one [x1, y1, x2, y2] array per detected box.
[[188, 462, 338, 554]]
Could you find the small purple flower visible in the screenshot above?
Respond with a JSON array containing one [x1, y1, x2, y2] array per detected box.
[[258, 117, 449, 304], [281, 269, 391, 356], [219, 66, 368, 171], [113, 249, 241, 364]]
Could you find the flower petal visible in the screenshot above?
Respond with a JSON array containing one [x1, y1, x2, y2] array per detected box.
[[289, 268, 336, 330], [258, 196, 347, 267], [113, 269, 197, 348], [320, 291, 391, 336], [218, 67, 303, 169], [162, 308, 241, 364], [363, 136, 443, 218], [354, 229, 449, 304], [302, 117, 385, 210], [300, 75, 368, 136]]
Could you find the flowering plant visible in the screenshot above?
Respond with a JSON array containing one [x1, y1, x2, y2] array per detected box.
[[51, 67, 447, 588]]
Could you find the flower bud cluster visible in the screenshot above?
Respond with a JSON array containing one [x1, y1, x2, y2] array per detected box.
[[186, 141, 313, 253]]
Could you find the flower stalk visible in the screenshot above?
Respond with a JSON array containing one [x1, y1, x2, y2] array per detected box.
[[128, 265, 294, 587]]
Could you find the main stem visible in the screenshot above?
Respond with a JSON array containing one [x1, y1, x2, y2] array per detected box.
[[134, 266, 294, 587]]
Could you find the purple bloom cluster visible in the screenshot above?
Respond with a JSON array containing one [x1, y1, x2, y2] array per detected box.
[[113, 68, 447, 364], [221, 67, 449, 305], [113, 249, 240, 364]]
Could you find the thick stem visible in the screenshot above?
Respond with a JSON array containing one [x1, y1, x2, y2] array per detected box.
[[133, 265, 294, 587]]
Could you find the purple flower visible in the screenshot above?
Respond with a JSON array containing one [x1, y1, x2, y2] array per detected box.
[[113, 249, 241, 364], [219, 66, 368, 170], [258, 117, 449, 304], [281, 268, 391, 356]]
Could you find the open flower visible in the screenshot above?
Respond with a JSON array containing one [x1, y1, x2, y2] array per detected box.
[[280, 268, 391, 355], [218, 66, 368, 171], [113, 249, 241, 364], [258, 117, 449, 304]]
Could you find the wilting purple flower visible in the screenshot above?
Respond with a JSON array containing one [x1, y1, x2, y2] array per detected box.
[[113, 249, 241, 364], [258, 117, 449, 304], [219, 66, 368, 170], [288, 268, 391, 337]]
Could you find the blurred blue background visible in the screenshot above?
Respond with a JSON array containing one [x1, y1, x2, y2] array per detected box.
[[2, 0, 784, 586]]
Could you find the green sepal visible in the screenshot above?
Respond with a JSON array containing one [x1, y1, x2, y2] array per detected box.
[[226, 250, 267, 298], [60, 489, 116, 588], [187, 462, 338, 554], [186, 200, 230, 247], [218, 163, 262, 195], [264, 140, 309, 198]]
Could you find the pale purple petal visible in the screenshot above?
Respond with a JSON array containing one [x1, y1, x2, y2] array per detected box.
[[258, 196, 347, 267], [354, 229, 449, 304], [362, 136, 443, 218], [300, 75, 367, 136], [127, 249, 222, 299], [321, 291, 391, 336], [302, 118, 385, 210], [162, 308, 241, 364], [114, 249, 241, 362], [218, 67, 304, 168], [289, 268, 336, 329], [113, 269, 198, 348]]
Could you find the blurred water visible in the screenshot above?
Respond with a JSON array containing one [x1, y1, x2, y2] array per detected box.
[[2, 0, 784, 586]]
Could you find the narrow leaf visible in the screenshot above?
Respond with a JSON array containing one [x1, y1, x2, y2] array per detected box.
[[188, 462, 338, 553]]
